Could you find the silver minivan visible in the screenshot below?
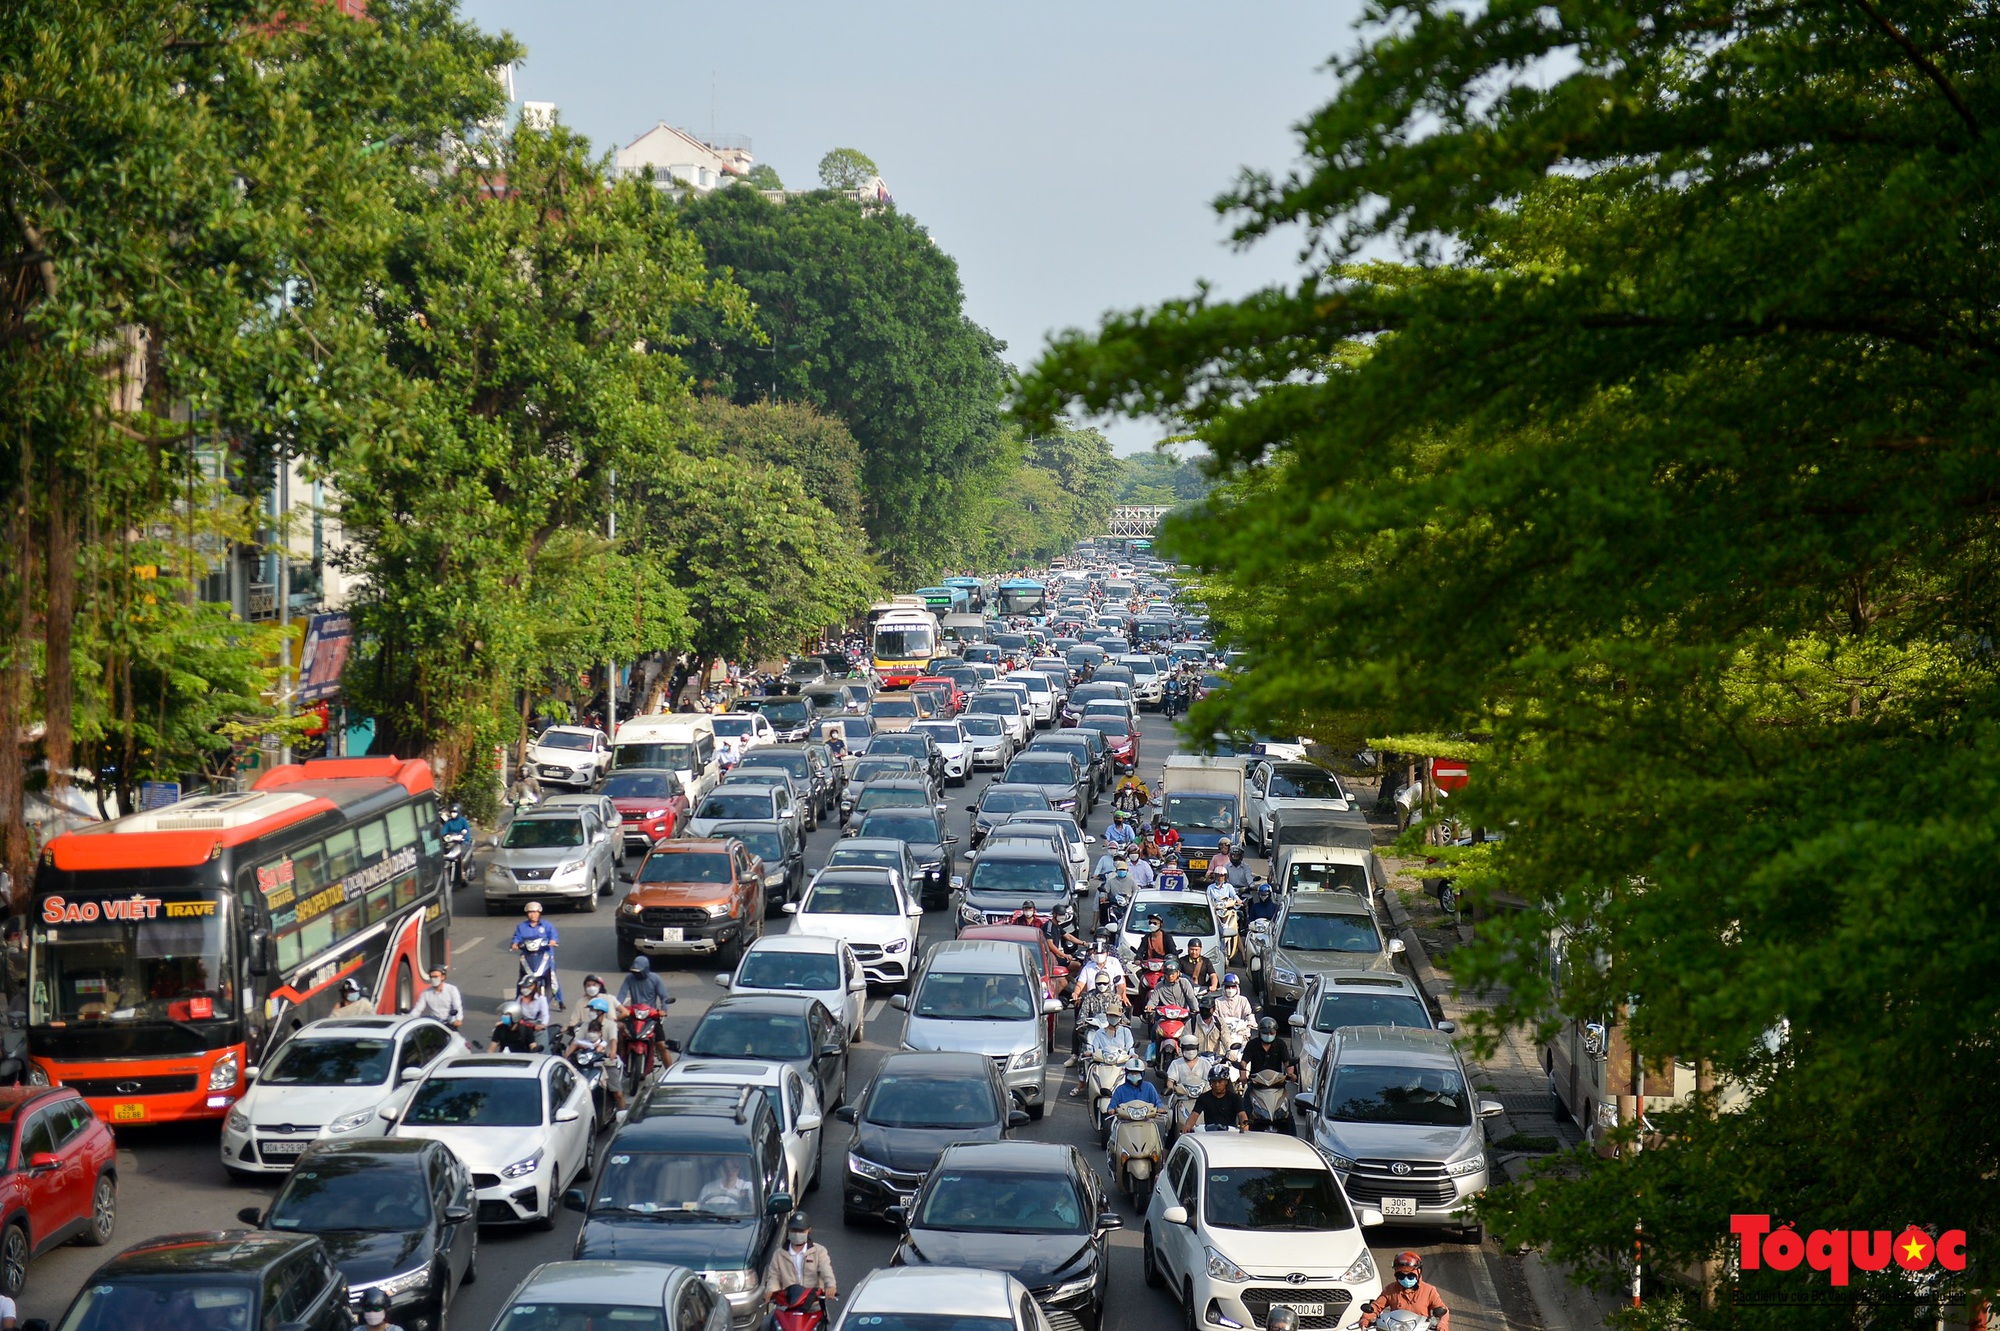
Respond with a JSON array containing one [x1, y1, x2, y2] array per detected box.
[[891, 938, 1061, 1120]]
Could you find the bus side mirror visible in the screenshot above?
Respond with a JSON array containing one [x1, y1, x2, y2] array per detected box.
[[248, 930, 273, 978]]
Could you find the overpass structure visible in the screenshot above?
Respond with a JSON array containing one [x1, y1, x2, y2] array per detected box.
[[1106, 505, 1171, 537]]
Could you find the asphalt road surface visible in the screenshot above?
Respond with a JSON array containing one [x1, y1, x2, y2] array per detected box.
[[17, 709, 1536, 1331]]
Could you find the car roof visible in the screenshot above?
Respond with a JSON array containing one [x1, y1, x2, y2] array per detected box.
[[431, 1054, 548, 1078], [702, 994, 823, 1017], [100, 1230, 318, 1276], [295, 1013, 436, 1039], [933, 1140, 1075, 1171], [921, 939, 1035, 973], [1282, 890, 1373, 916], [653, 837, 738, 852], [832, 838, 913, 857], [1308, 971, 1423, 995], [1329, 1025, 1461, 1065], [623, 1083, 773, 1139], [846, 1267, 1019, 1315], [970, 842, 1064, 862], [979, 783, 1051, 801], [706, 819, 786, 837], [540, 725, 602, 739], [513, 1260, 682, 1305], [811, 866, 898, 885], [1185, 1131, 1327, 1168], [660, 1058, 789, 1089], [295, 1136, 435, 1166], [744, 933, 843, 955], [0, 1086, 71, 1126], [862, 778, 933, 790]]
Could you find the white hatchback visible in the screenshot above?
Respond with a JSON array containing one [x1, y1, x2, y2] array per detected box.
[[529, 725, 612, 789], [1144, 1132, 1383, 1330], [718, 932, 870, 1043]]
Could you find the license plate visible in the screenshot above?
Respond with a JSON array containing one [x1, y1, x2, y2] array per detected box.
[[1188, 858, 1208, 871], [260, 1140, 308, 1157], [660, 926, 683, 942], [111, 1103, 145, 1123], [1382, 1196, 1418, 1216], [1290, 1306, 1325, 1318]]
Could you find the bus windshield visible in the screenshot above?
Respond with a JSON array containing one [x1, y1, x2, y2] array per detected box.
[[30, 895, 237, 1025], [874, 625, 936, 661]]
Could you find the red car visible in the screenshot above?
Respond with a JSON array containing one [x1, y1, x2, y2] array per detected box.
[[600, 768, 689, 857], [1082, 716, 1141, 773], [912, 676, 965, 716], [0, 1086, 117, 1293]]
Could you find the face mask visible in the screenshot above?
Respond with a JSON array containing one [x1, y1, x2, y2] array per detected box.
[[1225, 986, 1239, 994], [584, 983, 601, 996], [1261, 1035, 1275, 1044], [792, 1236, 810, 1248], [1398, 1275, 1419, 1290], [364, 1314, 387, 1327], [1125, 1073, 1142, 1085]]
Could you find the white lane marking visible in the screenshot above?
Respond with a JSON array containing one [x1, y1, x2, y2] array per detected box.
[[459, 936, 485, 952], [868, 999, 887, 1023]]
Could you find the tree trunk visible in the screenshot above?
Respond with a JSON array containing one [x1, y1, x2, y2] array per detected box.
[[0, 467, 28, 912], [43, 466, 77, 792]]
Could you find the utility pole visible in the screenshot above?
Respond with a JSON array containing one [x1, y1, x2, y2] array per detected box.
[[277, 452, 293, 766], [606, 469, 618, 741]]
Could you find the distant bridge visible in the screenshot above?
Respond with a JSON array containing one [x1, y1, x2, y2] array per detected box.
[[1106, 506, 1171, 537]]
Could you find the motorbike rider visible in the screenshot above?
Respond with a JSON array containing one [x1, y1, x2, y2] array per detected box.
[[1167, 1040, 1212, 1107], [510, 902, 564, 1009], [358, 1288, 406, 1331], [1127, 852, 1158, 891], [513, 975, 552, 1047], [620, 955, 674, 1012], [568, 996, 626, 1113], [1071, 1012, 1137, 1097], [763, 1211, 838, 1299], [488, 1000, 539, 1053], [1219, 845, 1255, 895], [1244, 1016, 1298, 1082], [1360, 1253, 1451, 1331], [1152, 816, 1181, 855], [1136, 915, 1175, 964], [440, 803, 473, 888], [409, 965, 464, 1029], [1184, 1065, 1250, 1133], [1068, 970, 1127, 1071], [1103, 810, 1137, 851], [1113, 776, 1152, 815], [1212, 974, 1255, 1030], [1071, 937, 1128, 1004], [1143, 957, 1203, 1058], [1181, 938, 1220, 993], [580, 973, 623, 1020], [1107, 1056, 1163, 1115], [330, 978, 376, 1019], [1008, 899, 1047, 931], [441, 802, 472, 841], [1246, 881, 1281, 925]]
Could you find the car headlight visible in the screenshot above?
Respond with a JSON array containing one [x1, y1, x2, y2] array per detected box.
[[765, 873, 787, 889], [704, 1269, 760, 1296], [1056, 799, 1078, 811], [1323, 1150, 1356, 1171], [885, 938, 909, 954], [369, 1265, 433, 1298], [1048, 1274, 1098, 1301], [620, 899, 644, 916], [1010, 1046, 1043, 1070], [847, 1152, 894, 1181], [959, 904, 982, 925], [24, 1063, 47, 1087], [1272, 961, 1300, 986], [553, 860, 586, 880], [500, 1148, 544, 1179], [1445, 1153, 1487, 1177], [329, 1107, 378, 1134], [1206, 1247, 1251, 1283], [1340, 1248, 1376, 1284], [706, 901, 733, 917], [209, 1051, 240, 1091], [226, 1106, 250, 1134]]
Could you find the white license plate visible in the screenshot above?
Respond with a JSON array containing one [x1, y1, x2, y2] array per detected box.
[[1289, 1305, 1325, 1318], [1381, 1196, 1418, 1216], [260, 1140, 309, 1157], [660, 926, 683, 942]]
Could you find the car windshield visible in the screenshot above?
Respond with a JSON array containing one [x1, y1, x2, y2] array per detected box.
[[859, 814, 940, 843], [404, 1076, 543, 1127], [913, 970, 1036, 1020], [29, 893, 238, 1026], [915, 725, 964, 744], [1202, 1166, 1356, 1231], [1006, 761, 1073, 785], [698, 793, 775, 820], [53, 1282, 257, 1331], [871, 698, 919, 718], [689, 1010, 811, 1060], [1128, 900, 1218, 936], [759, 700, 812, 727], [1287, 861, 1371, 894], [802, 878, 900, 915], [711, 716, 758, 738], [1326, 1064, 1473, 1126], [865, 1074, 1001, 1128], [502, 818, 584, 849], [538, 732, 593, 751], [262, 1037, 392, 1086], [1280, 913, 1381, 953], [601, 773, 677, 800], [960, 716, 1006, 737], [738, 950, 841, 991], [967, 859, 1068, 896], [1313, 993, 1433, 1034], [1080, 718, 1132, 740], [639, 852, 735, 884], [1270, 769, 1345, 800], [616, 741, 696, 771], [968, 696, 1019, 715], [871, 737, 930, 759], [589, 1150, 762, 1220], [733, 832, 786, 864], [496, 1304, 665, 1331], [856, 786, 928, 812], [916, 1168, 1086, 1232], [270, 1161, 432, 1232], [980, 789, 1050, 815], [1165, 795, 1236, 831], [828, 849, 906, 876]]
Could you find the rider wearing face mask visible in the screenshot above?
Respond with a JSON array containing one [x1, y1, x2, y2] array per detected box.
[[1106, 1057, 1163, 1113], [763, 1211, 838, 1298], [1360, 1253, 1450, 1331], [1243, 1015, 1297, 1081], [358, 1288, 405, 1331]]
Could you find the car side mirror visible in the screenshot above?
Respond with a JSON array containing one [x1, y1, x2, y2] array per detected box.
[[716, 973, 733, 988], [1097, 1211, 1124, 1231], [1388, 938, 1406, 955], [1478, 1099, 1505, 1118], [765, 1192, 795, 1215], [555, 1105, 581, 1123], [942, 834, 958, 845], [401, 1065, 425, 1082], [1007, 1109, 1031, 1128], [379, 1103, 401, 1121], [236, 1205, 265, 1227], [907, 904, 925, 918], [820, 1040, 845, 1058], [782, 903, 800, 915], [1162, 1205, 1190, 1226], [1084, 835, 1097, 845], [1358, 1207, 1385, 1228], [890, 994, 909, 1010], [834, 1105, 858, 1123], [563, 1188, 588, 1213], [242, 1065, 259, 1084], [1293, 1093, 1316, 1115], [444, 1203, 472, 1223], [936, 802, 948, 811], [1288, 1013, 1305, 1028], [965, 805, 978, 813], [796, 1113, 822, 1133], [883, 1204, 906, 1227], [1042, 998, 1062, 1015], [1437, 1020, 1457, 1034]]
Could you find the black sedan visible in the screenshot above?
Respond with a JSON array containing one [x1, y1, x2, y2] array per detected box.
[[891, 1141, 1120, 1331], [239, 1137, 475, 1331], [685, 993, 850, 1111], [850, 808, 957, 907], [967, 783, 1055, 850], [836, 1052, 1026, 1226]]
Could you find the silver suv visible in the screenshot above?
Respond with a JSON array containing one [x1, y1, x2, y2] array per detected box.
[[1261, 888, 1403, 1017], [479, 807, 619, 911], [1297, 1025, 1503, 1242], [892, 938, 1060, 1120]]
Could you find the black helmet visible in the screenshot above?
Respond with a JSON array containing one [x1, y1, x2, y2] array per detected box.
[[1258, 1015, 1278, 1036], [360, 1289, 392, 1314], [1229, 847, 1244, 864], [1266, 1307, 1300, 1331]]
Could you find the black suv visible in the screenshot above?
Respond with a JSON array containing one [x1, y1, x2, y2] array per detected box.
[[32, 1230, 350, 1331], [567, 1083, 794, 1327], [745, 746, 837, 823]]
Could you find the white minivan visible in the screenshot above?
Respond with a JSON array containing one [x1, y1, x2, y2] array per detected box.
[[612, 714, 722, 802]]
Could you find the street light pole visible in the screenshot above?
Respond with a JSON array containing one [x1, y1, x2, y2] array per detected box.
[[606, 469, 618, 740]]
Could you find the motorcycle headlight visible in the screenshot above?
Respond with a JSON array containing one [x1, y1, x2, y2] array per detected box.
[[1010, 1046, 1043, 1070], [501, 1148, 544, 1179], [1445, 1153, 1487, 1177], [208, 1051, 240, 1091], [847, 1152, 894, 1181], [329, 1107, 378, 1134], [885, 938, 909, 954], [1206, 1247, 1251, 1283], [1340, 1248, 1376, 1284], [226, 1106, 250, 1134], [369, 1265, 433, 1298], [703, 1269, 760, 1296]]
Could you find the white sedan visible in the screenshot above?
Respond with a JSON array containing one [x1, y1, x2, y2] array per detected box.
[[783, 866, 924, 989], [913, 720, 974, 786], [655, 1058, 826, 1197], [221, 1014, 467, 1178], [718, 932, 870, 1042], [388, 1053, 596, 1228]]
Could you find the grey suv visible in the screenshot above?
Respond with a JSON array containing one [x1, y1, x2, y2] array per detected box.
[[893, 939, 1061, 1120], [1261, 888, 1404, 1017], [480, 807, 619, 912]]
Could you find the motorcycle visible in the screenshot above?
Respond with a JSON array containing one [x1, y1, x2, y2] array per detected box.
[[1214, 899, 1242, 964], [443, 830, 474, 891], [765, 1286, 831, 1331], [549, 1026, 617, 1130], [1245, 918, 1274, 990], [516, 936, 556, 997], [1086, 1050, 1127, 1142], [1352, 1307, 1449, 1331], [1150, 1002, 1191, 1068], [1247, 1067, 1293, 1133], [1108, 1099, 1166, 1211], [622, 1003, 670, 1095]]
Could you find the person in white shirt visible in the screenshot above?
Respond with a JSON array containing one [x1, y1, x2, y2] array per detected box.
[[1127, 856, 1158, 891], [1071, 942, 1127, 1002]]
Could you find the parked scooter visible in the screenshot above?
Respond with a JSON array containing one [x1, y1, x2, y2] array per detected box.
[[1108, 1099, 1167, 1211], [1246, 1067, 1293, 1133]]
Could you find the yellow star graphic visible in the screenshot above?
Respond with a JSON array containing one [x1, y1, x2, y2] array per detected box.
[[1901, 1236, 1929, 1263]]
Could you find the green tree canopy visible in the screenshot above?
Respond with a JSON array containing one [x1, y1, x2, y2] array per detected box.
[[743, 163, 783, 191], [674, 188, 1009, 579], [693, 398, 867, 532], [1018, 3, 2000, 1321], [1115, 451, 1210, 505], [817, 147, 879, 190]]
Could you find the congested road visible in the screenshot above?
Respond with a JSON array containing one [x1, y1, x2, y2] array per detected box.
[[18, 708, 1532, 1331]]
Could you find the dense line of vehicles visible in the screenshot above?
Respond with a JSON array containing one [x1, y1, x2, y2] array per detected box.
[[8, 555, 1460, 1331]]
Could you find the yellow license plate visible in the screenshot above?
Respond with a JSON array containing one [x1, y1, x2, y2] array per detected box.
[[1188, 858, 1209, 871], [111, 1102, 146, 1122]]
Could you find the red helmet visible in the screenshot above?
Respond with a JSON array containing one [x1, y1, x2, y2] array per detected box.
[[1392, 1251, 1422, 1273]]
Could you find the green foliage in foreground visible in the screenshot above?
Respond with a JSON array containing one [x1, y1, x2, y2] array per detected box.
[[1019, 2, 2000, 1320]]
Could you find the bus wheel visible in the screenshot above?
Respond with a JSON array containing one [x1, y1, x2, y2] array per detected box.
[[396, 961, 416, 1014]]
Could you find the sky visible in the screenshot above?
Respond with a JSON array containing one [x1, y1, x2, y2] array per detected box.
[[458, 1, 1369, 455]]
